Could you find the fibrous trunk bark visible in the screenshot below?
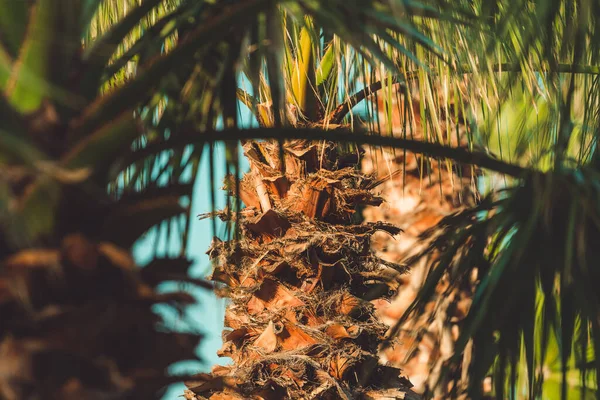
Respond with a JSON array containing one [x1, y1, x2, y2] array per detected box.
[[185, 138, 420, 399]]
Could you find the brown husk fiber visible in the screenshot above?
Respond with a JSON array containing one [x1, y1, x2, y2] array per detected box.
[[186, 139, 420, 400]]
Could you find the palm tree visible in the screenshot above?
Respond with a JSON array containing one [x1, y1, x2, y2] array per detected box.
[[185, 137, 423, 399], [363, 89, 480, 398], [181, 16, 433, 398], [177, 5, 486, 399]]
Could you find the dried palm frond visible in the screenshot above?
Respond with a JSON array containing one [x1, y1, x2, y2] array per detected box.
[[391, 167, 600, 398]]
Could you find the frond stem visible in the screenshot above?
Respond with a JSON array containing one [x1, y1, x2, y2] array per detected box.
[[123, 127, 529, 178]]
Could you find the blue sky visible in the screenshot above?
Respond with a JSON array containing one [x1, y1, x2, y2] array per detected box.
[[133, 143, 249, 399], [133, 83, 255, 399]]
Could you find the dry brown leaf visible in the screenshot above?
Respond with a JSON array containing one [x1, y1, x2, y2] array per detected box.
[[282, 241, 309, 254], [329, 353, 356, 380], [253, 321, 280, 353], [338, 292, 363, 315], [325, 324, 362, 340], [246, 296, 265, 314], [246, 209, 291, 238], [247, 279, 304, 314], [98, 242, 135, 270], [285, 177, 334, 218], [231, 174, 262, 210], [185, 373, 238, 393], [209, 393, 246, 400], [224, 311, 251, 329], [363, 388, 414, 400], [263, 175, 290, 200], [279, 323, 318, 350], [4, 249, 60, 269], [283, 308, 324, 327]]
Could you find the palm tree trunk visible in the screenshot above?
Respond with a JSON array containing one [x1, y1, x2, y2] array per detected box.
[[364, 93, 479, 398], [185, 138, 420, 399]]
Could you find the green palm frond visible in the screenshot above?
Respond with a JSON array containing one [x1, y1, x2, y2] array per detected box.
[[390, 166, 600, 398]]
